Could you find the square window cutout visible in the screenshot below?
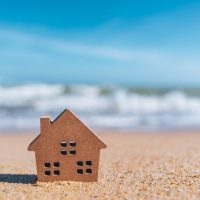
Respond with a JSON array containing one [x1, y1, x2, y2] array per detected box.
[[70, 141, 76, 147], [70, 150, 76, 155], [86, 169, 92, 174], [54, 170, 60, 175], [44, 162, 51, 168], [77, 169, 83, 174], [54, 162, 60, 167], [60, 142, 67, 147], [77, 161, 83, 166], [45, 171, 51, 176], [86, 161, 92, 166], [61, 150, 67, 155]]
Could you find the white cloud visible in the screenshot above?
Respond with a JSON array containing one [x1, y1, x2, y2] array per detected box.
[[1, 25, 199, 71], [0, 28, 165, 63]]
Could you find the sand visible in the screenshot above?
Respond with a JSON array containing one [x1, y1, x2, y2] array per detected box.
[[0, 132, 200, 200]]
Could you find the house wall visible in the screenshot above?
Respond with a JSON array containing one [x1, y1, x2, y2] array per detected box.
[[34, 127, 101, 182], [35, 148, 100, 182], [33, 110, 105, 182]]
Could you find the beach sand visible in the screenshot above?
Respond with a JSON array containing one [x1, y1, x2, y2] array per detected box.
[[0, 132, 200, 200]]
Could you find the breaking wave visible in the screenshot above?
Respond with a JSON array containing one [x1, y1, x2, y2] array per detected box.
[[1, 84, 200, 131]]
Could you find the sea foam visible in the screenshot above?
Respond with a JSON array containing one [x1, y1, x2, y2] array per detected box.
[[1, 84, 200, 131]]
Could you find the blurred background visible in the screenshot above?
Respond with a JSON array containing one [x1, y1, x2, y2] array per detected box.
[[1, 0, 200, 132]]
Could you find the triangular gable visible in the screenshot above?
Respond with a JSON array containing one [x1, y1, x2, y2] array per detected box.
[[28, 109, 107, 151], [51, 109, 107, 149]]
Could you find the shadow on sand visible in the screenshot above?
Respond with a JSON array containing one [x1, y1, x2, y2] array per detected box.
[[0, 174, 37, 184]]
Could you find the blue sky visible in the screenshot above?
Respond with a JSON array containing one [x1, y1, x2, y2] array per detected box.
[[1, 0, 200, 85]]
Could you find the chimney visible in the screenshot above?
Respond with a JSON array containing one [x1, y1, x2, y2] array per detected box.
[[40, 116, 51, 133]]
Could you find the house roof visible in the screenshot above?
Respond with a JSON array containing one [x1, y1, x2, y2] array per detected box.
[[28, 109, 107, 151]]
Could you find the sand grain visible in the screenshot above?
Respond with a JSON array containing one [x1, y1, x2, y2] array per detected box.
[[0, 132, 200, 200]]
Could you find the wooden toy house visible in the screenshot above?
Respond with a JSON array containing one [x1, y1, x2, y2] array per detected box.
[[28, 109, 107, 182]]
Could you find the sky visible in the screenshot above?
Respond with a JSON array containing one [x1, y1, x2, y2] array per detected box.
[[1, 0, 200, 86]]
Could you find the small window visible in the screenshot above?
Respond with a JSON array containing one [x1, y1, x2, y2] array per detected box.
[[77, 169, 83, 174], [77, 161, 83, 166], [70, 141, 76, 147], [61, 150, 67, 155], [54, 170, 60, 175], [86, 161, 92, 166], [70, 150, 76, 155], [44, 162, 51, 168], [86, 169, 92, 174], [54, 162, 60, 167], [60, 142, 67, 147], [45, 171, 51, 176]]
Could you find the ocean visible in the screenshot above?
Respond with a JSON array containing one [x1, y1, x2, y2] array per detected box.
[[1, 83, 200, 132]]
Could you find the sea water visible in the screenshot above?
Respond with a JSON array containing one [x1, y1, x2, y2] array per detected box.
[[1, 83, 200, 131]]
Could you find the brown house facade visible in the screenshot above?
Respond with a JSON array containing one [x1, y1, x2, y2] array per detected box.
[[28, 109, 107, 182]]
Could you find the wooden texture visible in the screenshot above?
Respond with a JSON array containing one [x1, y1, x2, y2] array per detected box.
[[28, 109, 107, 182]]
